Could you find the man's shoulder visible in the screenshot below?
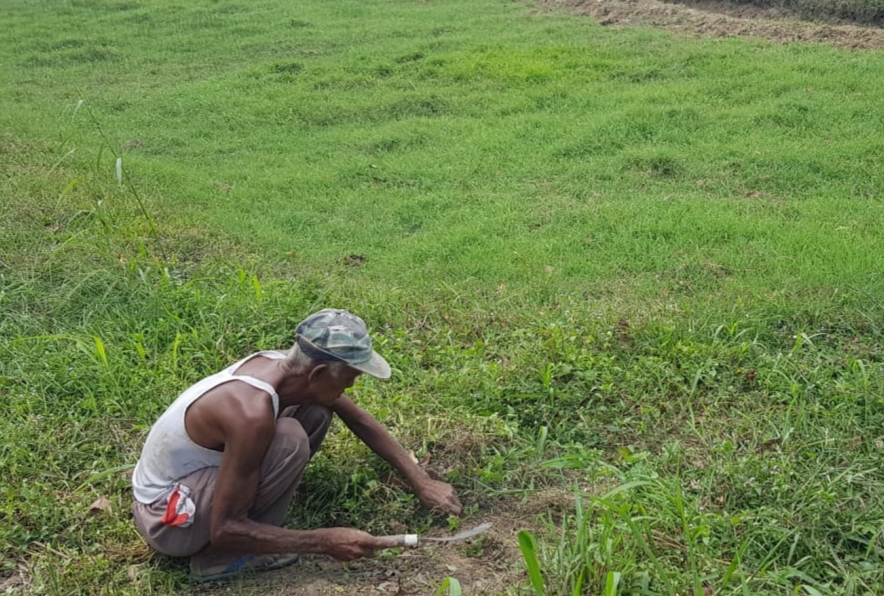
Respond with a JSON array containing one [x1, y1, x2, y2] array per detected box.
[[188, 383, 277, 439]]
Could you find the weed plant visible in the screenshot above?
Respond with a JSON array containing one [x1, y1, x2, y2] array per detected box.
[[2, 0, 884, 594]]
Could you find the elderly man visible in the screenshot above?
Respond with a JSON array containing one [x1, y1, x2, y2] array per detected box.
[[132, 308, 461, 581]]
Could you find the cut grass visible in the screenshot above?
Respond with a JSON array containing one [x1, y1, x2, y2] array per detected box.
[[2, 0, 884, 594]]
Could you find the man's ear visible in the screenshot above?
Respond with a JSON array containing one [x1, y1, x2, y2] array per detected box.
[[307, 363, 329, 383]]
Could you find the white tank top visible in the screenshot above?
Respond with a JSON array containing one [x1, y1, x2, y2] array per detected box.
[[132, 351, 285, 504]]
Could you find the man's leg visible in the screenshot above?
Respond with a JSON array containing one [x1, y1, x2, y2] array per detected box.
[[248, 405, 332, 526], [188, 405, 332, 574], [291, 404, 333, 456], [132, 466, 216, 558]]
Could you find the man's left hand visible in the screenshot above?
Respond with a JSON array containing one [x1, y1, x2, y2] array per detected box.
[[416, 479, 462, 515]]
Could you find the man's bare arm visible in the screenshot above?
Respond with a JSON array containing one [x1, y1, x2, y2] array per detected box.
[[332, 396, 462, 515], [206, 395, 395, 559]]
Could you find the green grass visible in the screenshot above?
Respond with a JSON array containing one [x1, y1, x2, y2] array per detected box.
[[2, 0, 884, 594]]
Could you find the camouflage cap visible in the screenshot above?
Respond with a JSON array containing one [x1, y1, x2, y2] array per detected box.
[[295, 308, 391, 379]]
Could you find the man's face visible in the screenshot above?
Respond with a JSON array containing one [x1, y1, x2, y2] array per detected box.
[[309, 365, 361, 406]]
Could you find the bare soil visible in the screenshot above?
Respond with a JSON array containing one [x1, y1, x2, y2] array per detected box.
[[187, 512, 531, 596], [538, 0, 884, 49], [170, 489, 586, 595]]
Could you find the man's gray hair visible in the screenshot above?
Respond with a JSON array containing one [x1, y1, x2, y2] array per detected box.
[[284, 342, 347, 378]]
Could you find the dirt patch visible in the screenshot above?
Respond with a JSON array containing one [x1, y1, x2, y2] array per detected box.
[[0, 564, 31, 595], [187, 514, 529, 596], [537, 0, 884, 49], [184, 489, 594, 595]]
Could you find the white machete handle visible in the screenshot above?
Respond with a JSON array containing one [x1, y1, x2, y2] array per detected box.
[[380, 534, 420, 547]]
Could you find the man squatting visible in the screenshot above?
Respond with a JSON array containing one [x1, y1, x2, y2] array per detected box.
[[131, 309, 462, 581]]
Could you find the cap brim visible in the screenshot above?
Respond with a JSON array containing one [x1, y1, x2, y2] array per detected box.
[[349, 350, 391, 379]]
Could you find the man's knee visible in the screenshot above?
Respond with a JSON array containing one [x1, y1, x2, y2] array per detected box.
[[294, 404, 332, 432], [253, 418, 312, 510], [293, 405, 332, 454], [266, 417, 311, 469]]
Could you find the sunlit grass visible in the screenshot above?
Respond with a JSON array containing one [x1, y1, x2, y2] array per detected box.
[[2, 0, 884, 593]]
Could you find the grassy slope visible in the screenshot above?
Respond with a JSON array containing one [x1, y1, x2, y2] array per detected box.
[[2, 0, 884, 594]]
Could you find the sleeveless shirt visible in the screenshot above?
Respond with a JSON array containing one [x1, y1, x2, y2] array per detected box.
[[132, 351, 285, 504]]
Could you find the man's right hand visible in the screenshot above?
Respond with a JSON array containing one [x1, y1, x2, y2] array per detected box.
[[321, 528, 399, 561]]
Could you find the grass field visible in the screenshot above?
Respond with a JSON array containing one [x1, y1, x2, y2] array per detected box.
[[2, 0, 884, 594]]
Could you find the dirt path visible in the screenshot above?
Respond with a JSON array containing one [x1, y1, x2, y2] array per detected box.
[[538, 0, 884, 49]]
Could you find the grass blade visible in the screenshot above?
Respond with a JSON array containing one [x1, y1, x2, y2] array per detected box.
[[518, 530, 545, 596], [603, 571, 621, 596]]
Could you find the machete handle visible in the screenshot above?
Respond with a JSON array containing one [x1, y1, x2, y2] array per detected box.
[[378, 534, 420, 547]]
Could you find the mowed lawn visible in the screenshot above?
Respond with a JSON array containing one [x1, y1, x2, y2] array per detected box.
[[2, 0, 884, 594]]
